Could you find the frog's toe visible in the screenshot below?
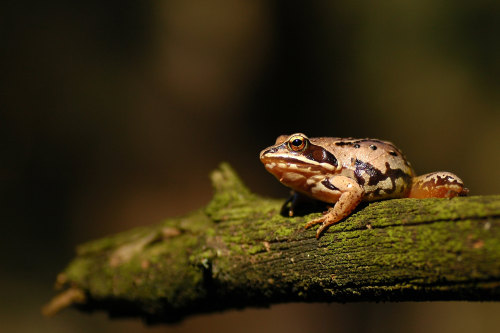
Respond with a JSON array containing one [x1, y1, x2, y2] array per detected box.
[[304, 216, 325, 229], [316, 224, 330, 239]]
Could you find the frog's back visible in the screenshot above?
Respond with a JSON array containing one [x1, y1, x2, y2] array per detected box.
[[310, 137, 415, 201]]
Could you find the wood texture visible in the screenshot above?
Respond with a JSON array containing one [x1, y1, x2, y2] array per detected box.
[[44, 163, 500, 323]]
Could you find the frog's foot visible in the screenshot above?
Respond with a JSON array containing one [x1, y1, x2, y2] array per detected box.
[[304, 209, 343, 238], [304, 211, 329, 229], [409, 172, 468, 199], [304, 176, 364, 238]]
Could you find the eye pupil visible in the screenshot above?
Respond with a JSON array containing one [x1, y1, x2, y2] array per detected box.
[[289, 136, 307, 151]]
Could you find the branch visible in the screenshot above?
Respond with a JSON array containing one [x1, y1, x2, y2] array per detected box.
[[44, 163, 500, 323]]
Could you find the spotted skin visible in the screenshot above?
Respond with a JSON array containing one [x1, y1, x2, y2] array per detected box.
[[409, 172, 468, 198], [260, 133, 468, 238]]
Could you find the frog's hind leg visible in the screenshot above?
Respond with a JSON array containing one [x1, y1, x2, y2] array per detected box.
[[408, 172, 468, 198]]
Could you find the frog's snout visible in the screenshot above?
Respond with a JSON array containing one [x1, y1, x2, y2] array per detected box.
[[259, 149, 267, 161], [260, 146, 280, 162]]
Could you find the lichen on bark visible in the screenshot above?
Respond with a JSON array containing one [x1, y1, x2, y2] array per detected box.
[[44, 163, 500, 323]]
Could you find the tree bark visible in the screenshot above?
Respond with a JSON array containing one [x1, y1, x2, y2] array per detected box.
[[44, 163, 500, 323]]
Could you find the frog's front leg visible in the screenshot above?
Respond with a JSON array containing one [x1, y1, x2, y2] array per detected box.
[[304, 176, 364, 238]]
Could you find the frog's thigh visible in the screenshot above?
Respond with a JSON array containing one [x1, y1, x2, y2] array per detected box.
[[305, 176, 364, 236], [409, 172, 468, 198]]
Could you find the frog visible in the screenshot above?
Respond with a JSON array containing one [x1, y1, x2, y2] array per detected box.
[[260, 133, 468, 238]]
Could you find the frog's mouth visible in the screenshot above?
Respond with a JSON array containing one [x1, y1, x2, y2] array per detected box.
[[260, 157, 328, 193], [261, 155, 329, 178]]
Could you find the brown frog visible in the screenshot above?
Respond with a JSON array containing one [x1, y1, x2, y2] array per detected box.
[[260, 133, 468, 238]]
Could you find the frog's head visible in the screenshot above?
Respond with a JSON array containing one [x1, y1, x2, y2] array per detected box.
[[260, 133, 338, 189]]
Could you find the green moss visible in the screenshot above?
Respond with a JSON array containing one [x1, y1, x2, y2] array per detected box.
[[227, 244, 243, 254], [76, 226, 151, 256], [247, 244, 265, 255], [52, 164, 500, 321], [274, 225, 294, 238], [64, 257, 94, 285], [205, 163, 257, 219]]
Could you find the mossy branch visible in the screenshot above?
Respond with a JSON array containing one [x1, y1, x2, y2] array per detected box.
[[44, 163, 500, 323]]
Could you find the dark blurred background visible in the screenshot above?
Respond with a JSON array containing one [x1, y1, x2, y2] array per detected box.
[[1, 1, 499, 332]]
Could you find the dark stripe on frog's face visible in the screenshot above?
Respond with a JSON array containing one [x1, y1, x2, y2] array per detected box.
[[260, 135, 338, 170], [303, 143, 338, 168]]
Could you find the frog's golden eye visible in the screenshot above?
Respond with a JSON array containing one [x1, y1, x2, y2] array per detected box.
[[288, 135, 307, 152]]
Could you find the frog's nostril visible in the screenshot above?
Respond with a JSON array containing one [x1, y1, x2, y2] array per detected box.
[[260, 147, 278, 160]]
